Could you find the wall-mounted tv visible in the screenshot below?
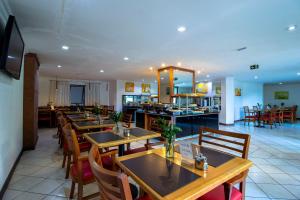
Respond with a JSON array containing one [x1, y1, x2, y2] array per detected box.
[[0, 15, 25, 80]]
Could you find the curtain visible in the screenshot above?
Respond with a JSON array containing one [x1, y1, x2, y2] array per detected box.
[[85, 82, 101, 106], [49, 80, 70, 106]]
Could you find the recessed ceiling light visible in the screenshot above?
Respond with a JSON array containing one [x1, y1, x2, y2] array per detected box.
[[297, 72, 300, 76], [62, 45, 69, 50], [149, 67, 153, 71], [161, 63, 166, 67], [279, 82, 283, 85], [177, 26, 186, 32], [254, 75, 258, 79], [164, 69, 168, 73], [177, 62, 182, 67], [100, 69, 104, 73], [123, 57, 129, 61], [197, 70, 201, 74], [57, 65, 62, 68], [142, 79, 145, 82], [206, 74, 210, 78], [287, 25, 296, 31], [161, 77, 164, 80]]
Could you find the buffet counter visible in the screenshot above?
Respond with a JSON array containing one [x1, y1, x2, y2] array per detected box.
[[135, 110, 219, 138]]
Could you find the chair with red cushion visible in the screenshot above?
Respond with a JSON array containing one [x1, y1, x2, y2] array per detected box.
[[283, 105, 297, 123], [88, 144, 152, 200], [61, 122, 91, 179], [197, 128, 251, 200], [262, 109, 277, 129], [63, 127, 100, 200]]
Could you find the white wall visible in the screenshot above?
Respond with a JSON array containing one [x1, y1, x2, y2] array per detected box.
[[220, 77, 235, 124], [38, 76, 110, 106], [264, 83, 300, 118], [0, 2, 24, 190], [234, 81, 264, 121], [116, 80, 158, 111]]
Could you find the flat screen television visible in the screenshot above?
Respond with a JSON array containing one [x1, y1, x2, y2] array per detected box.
[[0, 15, 25, 80]]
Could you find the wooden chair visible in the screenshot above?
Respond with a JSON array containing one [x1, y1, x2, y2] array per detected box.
[[243, 106, 257, 126], [283, 106, 297, 123], [197, 127, 250, 200], [63, 126, 99, 200], [262, 108, 277, 129], [58, 116, 68, 147], [88, 145, 151, 200], [61, 123, 91, 179], [38, 109, 52, 127], [122, 114, 132, 128]]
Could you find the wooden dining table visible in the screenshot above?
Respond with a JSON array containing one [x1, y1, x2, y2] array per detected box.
[[72, 120, 115, 132], [116, 147, 252, 200], [84, 127, 161, 156], [66, 114, 97, 122]]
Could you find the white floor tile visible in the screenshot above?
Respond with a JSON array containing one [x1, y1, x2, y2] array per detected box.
[[2, 189, 23, 200], [268, 173, 300, 185], [13, 192, 45, 200], [43, 195, 67, 200], [8, 176, 44, 191], [258, 184, 296, 199], [245, 183, 268, 198], [283, 185, 300, 199], [248, 173, 277, 184], [28, 179, 64, 194]]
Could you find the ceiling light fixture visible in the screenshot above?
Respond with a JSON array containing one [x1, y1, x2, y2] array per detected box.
[[161, 77, 164, 80], [100, 69, 104, 73], [279, 82, 283, 85], [254, 75, 258, 79], [177, 62, 182, 67], [197, 70, 201, 74], [287, 25, 296, 31], [123, 57, 129, 61], [177, 26, 186, 32], [297, 72, 300, 76], [62, 45, 69, 50], [149, 67, 153, 71], [57, 65, 62, 68], [206, 74, 210, 78], [161, 63, 166, 67]]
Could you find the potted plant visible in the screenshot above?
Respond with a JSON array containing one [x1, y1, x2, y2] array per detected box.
[[92, 106, 101, 122], [157, 118, 182, 158], [110, 111, 123, 133]]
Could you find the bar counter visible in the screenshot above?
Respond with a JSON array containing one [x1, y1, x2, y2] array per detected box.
[[135, 110, 219, 138]]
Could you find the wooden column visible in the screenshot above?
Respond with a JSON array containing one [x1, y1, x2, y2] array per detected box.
[[23, 53, 40, 150]]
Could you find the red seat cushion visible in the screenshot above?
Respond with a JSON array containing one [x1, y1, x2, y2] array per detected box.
[[197, 185, 242, 200], [103, 127, 113, 131], [79, 142, 91, 152], [101, 156, 114, 170], [124, 147, 148, 155], [71, 159, 94, 182]]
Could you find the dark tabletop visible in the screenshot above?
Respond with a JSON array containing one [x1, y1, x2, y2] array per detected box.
[[75, 120, 114, 127], [129, 127, 155, 137], [200, 146, 235, 167], [88, 132, 123, 143], [121, 153, 200, 197]]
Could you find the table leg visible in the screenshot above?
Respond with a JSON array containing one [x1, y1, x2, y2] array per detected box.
[[118, 144, 125, 156]]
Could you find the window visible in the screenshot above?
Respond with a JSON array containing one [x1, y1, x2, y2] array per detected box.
[[70, 85, 85, 106]]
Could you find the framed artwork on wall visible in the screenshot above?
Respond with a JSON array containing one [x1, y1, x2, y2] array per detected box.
[[274, 91, 289, 100], [235, 88, 241, 96], [215, 86, 221, 95], [141, 83, 151, 93], [195, 83, 208, 94], [125, 82, 134, 92]]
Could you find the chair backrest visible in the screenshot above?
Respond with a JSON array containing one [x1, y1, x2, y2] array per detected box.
[[199, 127, 251, 159], [122, 114, 132, 128], [62, 125, 80, 163], [62, 123, 74, 151], [243, 106, 250, 114], [253, 106, 258, 111], [88, 145, 133, 200]]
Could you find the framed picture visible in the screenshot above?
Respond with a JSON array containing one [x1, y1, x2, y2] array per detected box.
[[215, 86, 221, 95], [274, 91, 289, 100], [235, 88, 241, 96], [125, 82, 134, 92], [141, 83, 151, 93], [195, 83, 208, 94]]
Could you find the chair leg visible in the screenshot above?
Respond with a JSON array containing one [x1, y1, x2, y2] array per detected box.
[[77, 183, 83, 200], [240, 181, 246, 200], [62, 152, 67, 168], [65, 154, 71, 179], [70, 181, 75, 199], [223, 183, 232, 200]]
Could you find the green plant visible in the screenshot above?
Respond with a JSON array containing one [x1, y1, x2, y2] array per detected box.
[[92, 106, 101, 115], [157, 118, 182, 144], [110, 111, 123, 124]]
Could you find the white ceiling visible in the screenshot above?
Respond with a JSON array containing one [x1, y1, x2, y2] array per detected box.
[[3, 0, 300, 83]]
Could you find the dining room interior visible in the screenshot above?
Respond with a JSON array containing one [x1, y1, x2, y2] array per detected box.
[[1, 1, 300, 200]]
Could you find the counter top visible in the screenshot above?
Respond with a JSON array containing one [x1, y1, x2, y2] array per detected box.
[[136, 110, 219, 117]]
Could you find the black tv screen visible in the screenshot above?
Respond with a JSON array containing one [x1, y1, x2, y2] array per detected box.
[[0, 15, 25, 80]]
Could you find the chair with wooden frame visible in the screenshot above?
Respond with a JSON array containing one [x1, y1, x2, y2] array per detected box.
[[88, 145, 152, 200], [58, 116, 68, 148], [197, 127, 251, 200], [56, 111, 63, 143], [122, 113, 132, 128], [283, 105, 297, 123], [38, 108, 52, 127], [262, 108, 277, 129], [243, 106, 257, 126], [61, 123, 91, 179], [63, 127, 99, 200]]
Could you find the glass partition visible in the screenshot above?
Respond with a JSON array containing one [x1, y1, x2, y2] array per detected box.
[[173, 70, 193, 95], [159, 69, 171, 103]]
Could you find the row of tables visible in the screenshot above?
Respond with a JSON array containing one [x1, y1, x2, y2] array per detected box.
[[63, 111, 252, 200]]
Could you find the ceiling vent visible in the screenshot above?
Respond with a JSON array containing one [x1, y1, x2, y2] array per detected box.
[[250, 64, 259, 70]]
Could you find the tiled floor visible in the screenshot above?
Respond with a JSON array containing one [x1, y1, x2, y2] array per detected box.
[[3, 121, 300, 200]]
